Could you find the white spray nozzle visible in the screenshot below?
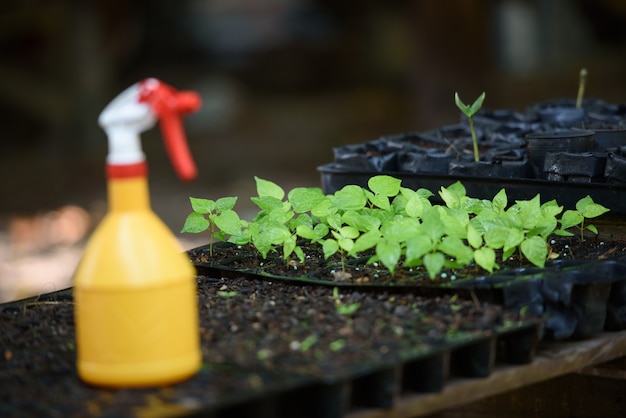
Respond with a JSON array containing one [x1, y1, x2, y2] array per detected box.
[[98, 78, 201, 181]]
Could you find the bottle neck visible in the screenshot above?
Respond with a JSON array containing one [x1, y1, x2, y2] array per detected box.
[[108, 176, 151, 212]]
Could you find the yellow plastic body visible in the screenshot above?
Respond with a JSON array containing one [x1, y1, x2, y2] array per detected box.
[[73, 176, 201, 387]]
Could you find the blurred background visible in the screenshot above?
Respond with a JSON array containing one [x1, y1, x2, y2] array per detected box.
[[1, 0, 625, 302]]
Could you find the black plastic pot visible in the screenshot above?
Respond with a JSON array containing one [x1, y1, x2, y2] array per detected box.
[[543, 151, 607, 182], [397, 149, 454, 174], [317, 162, 626, 215], [604, 149, 626, 184], [573, 122, 626, 151], [541, 269, 613, 340], [525, 129, 594, 178], [448, 159, 532, 179]]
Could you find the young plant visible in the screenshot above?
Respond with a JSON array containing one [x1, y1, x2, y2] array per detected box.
[[332, 287, 360, 316], [576, 68, 588, 109], [217, 290, 238, 311], [556, 195, 609, 241], [181, 196, 248, 256], [182, 175, 610, 281], [454, 91, 486, 162], [249, 176, 304, 260]]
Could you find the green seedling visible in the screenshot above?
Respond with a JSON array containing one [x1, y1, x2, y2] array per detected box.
[[183, 175, 609, 280], [556, 195, 609, 241], [454, 92, 486, 162], [329, 339, 346, 352], [217, 290, 238, 310], [181, 196, 248, 257], [576, 68, 588, 109], [332, 287, 360, 316], [298, 334, 318, 352]]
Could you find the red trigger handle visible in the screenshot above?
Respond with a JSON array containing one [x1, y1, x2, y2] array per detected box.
[[138, 79, 201, 182]]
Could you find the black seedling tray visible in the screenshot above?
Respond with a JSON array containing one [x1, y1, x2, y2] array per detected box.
[[189, 243, 626, 342], [318, 163, 626, 215], [1, 277, 542, 418]]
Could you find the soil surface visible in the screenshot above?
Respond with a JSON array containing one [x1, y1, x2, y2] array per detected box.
[[2, 235, 624, 417], [190, 236, 626, 287], [1, 270, 538, 417]]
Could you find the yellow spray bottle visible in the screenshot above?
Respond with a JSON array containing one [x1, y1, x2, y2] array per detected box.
[[73, 78, 202, 387]]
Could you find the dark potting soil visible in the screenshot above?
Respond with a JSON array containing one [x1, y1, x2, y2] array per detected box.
[[0, 270, 538, 418], [190, 236, 626, 288]]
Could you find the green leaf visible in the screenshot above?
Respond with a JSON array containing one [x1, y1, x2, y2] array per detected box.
[[405, 235, 433, 264], [213, 209, 246, 235], [332, 185, 368, 211], [553, 228, 574, 237], [560, 210, 584, 230], [439, 185, 461, 209], [469, 92, 486, 115], [214, 196, 237, 212], [189, 197, 214, 214], [288, 187, 326, 213], [329, 339, 346, 352], [368, 175, 402, 197], [296, 225, 317, 240], [439, 208, 467, 238], [376, 240, 402, 274], [423, 252, 445, 279], [467, 222, 482, 249], [492, 189, 508, 213], [267, 223, 292, 243], [515, 195, 543, 230], [342, 211, 381, 232], [310, 197, 333, 217], [576, 196, 610, 218], [337, 303, 360, 316], [454, 92, 470, 116], [447, 181, 467, 198], [181, 212, 210, 233], [585, 224, 599, 234], [254, 176, 285, 200], [323, 239, 339, 259], [289, 213, 313, 231], [351, 229, 381, 255], [293, 246, 305, 262], [421, 207, 445, 241], [313, 223, 330, 239], [251, 195, 285, 212], [438, 236, 473, 265], [503, 228, 524, 253], [540, 200, 563, 218], [339, 225, 360, 240], [405, 195, 430, 218], [380, 217, 421, 242], [474, 247, 496, 273], [283, 235, 297, 259], [337, 237, 354, 253], [326, 213, 342, 231], [484, 225, 509, 249], [368, 193, 391, 211], [521, 236, 548, 268]]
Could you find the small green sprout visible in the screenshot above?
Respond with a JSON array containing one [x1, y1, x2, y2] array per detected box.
[[576, 68, 588, 109], [454, 92, 486, 162], [217, 290, 238, 310], [299, 335, 318, 352], [332, 287, 360, 316], [329, 339, 346, 352]]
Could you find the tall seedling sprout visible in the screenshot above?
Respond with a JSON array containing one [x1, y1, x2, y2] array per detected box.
[[454, 92, 485, 162], [576, 68, 588, 109]]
